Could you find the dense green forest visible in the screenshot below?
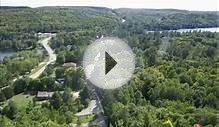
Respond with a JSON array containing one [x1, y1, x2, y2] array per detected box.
[[100, 31, 219, 127], [0, 6, 218, 127], [0, 50, 44, 88], [0, 7, 119, 50], [115, 9, 219, 30], [1, 7, 218, 49]]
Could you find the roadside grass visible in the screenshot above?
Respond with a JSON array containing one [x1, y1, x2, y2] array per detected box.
[[3, 93, 34, 108], [77, 114, 96, 124], [29, 62, 47, 76], [50, 66, 57, 77], [72, 116, 78, 124]]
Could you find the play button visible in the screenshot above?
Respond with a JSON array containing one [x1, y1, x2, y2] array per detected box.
[[105, 52, 117, 74], [83, 37, 135, 89]]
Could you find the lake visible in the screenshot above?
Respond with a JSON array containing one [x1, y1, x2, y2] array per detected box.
[[0, 27, 218, 61], [171, 27, 219, 33], [146, 27, 219, 33], [0, 50, 15, 61]]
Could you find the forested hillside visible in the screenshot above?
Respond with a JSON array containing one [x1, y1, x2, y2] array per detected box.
[[115, 8, 219, 30], [1, 7, 219, 50], [100, 31, 219, 127], [0, 7, 120, 50], [0, 6, 218, 127]]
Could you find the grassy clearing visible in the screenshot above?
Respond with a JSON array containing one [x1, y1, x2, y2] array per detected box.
[[77, 114, 96, 124], [71, 115, 96, 125], [29, 62, 47, 76], [4, 93, 34, 108]]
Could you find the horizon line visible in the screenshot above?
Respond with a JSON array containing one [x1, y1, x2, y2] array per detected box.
[[1, 5, 219, 12]]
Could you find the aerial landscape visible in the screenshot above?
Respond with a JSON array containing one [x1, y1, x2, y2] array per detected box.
[[0, 1, 218, 127]]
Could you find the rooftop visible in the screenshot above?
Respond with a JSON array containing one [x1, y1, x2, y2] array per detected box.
[[63, 62, 77, 67], [37, 91, 54, 98]]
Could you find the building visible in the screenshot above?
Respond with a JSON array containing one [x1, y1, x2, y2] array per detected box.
[[56, 78, 65, 84], [37, 32, 53, 38], [36, 91, 54, 100], [62, 62, 77, 68]]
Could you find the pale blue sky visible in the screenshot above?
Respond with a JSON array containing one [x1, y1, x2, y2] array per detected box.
[[1, 0, 219, 11]]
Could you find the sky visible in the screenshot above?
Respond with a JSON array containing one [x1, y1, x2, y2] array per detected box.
[[1, 0, 219, 11]]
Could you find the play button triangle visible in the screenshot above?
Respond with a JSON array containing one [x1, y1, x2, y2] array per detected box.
[[83, 37, 135, 89], [105, 52, 117, 74]]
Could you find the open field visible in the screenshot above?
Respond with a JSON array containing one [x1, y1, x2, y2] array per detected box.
[[4, 93, 34, 108]]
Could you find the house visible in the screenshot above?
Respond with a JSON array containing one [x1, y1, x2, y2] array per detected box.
[[37, 33, 52, 38], [36, 91, 54, 100], [62, 62, 77, 68], [56, 78, 65, 84]]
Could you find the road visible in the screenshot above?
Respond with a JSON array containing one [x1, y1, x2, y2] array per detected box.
[[1, 34, 56, 90], [37, 34, 106, 126], [29, 36, 56, 79], [88, 85, 106, 127], [75, 35, 106, 127], [75, 82, 107, 127], [75, 100, 97, 116]]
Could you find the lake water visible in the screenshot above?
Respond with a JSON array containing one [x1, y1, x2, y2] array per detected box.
[[146, 27, 219, 33], [0, 50, 15, 61], [0, 27, 218, 61], [171, 27, 219, 33]]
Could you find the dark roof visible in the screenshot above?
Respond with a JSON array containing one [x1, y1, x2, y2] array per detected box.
[[62, 62, 77, 67], [37, 91, 54, 98]]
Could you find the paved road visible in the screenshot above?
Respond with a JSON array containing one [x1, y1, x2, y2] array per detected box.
[[75, 100, 97, 116], [29, 36, 56, 79], [75, 35, 106, 127], [75, 82, 107, 127]]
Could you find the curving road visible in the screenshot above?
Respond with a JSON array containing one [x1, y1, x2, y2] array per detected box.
[[37, 34, 106, 127], [29, 36, 56, 79], [75, 82, 107, 127]]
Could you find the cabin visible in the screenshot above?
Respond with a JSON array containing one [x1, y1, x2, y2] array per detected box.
[[55, 78, 65, 85], [62, 62, 77, 68], [36, 91, 54, 100], [37, 32, 52, 38]]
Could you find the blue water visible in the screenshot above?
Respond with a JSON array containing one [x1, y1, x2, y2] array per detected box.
[[0, 50, 15, 61], [172, 27, 219, 33], [147, 27, 219, 33]]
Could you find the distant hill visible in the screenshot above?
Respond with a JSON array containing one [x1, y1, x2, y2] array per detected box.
[[0, 6, 218, 33], [114, 8, 219, 30], [0, 6, 30, 10]]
